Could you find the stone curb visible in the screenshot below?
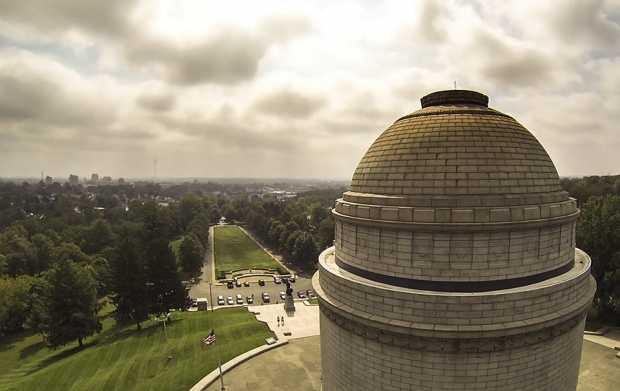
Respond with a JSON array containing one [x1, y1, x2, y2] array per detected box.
[[189, 338, 289, 391]]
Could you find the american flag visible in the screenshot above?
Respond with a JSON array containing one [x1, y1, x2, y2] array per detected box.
[[203, 330, 216, 345]]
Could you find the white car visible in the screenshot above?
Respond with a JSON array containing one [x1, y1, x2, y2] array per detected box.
[[227, 296, 234, 305], [280, 292, 286, 300], [236, 294, 244, 304], [217, 295, 225, 305]]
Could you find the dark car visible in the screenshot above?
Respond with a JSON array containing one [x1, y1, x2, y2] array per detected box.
[[262, 292, 270, 303], [227, 281, 234, 289], [244, 281, 250, 287], [246, 296, 254, 304], [235, 280, 242, 287], [190, 298, 198, 308], [281, 277, 289, 284], [289, 276, 296, 283], [297, 291, 306, 298], [258, 279, 265, 286]]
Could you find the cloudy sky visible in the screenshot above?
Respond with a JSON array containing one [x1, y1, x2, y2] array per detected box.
[[0, 0, 619, 180]]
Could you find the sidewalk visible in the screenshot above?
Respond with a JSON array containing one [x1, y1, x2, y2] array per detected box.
[[191, 302, 320, 391]]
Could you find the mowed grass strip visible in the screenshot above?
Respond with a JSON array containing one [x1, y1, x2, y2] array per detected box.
[[0, 307, 274, 391], [214, 226, 281, 272]]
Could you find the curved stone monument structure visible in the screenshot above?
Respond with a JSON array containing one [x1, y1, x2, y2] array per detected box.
[[313, 89, 596, 391]]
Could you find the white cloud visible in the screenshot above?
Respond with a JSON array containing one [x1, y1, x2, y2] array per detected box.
[[0, 0, 618, 179]]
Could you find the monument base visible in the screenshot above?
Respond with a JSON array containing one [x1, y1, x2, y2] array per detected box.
[[284, 295, 295, 312]]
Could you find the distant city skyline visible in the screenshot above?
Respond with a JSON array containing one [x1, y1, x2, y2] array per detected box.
[[0, 1, 618, 179]]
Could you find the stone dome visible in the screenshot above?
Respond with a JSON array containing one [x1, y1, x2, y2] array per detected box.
[[349, 90, 562, 202]]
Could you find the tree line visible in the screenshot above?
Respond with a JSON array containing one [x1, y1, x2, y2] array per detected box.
[[0, 181, 219, 347]]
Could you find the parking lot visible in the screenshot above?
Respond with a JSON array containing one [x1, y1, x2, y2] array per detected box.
[[189, 274, 315, 309]]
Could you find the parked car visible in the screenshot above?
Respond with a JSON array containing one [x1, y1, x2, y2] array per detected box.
[[274, 278, 281, 284], [227, 281, 234, 289], [258, 279, 265, 286], [190, 298, 198, 307], [280, 292, 286, 300], [306, 290, 315, 298], [289, 276, 296, 283], [244, 281, 250, 287], [217, 295, 225, 305], [246, 296, 254, 304], [235, 280, 242, 287], [297, 291, 306, 298], [236, 294, 244, 304], [262, 292, 270, 303], [227, 296, 234, 305]]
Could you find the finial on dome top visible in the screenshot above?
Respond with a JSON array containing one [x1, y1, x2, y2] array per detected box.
[[421, 90, 489, 108]]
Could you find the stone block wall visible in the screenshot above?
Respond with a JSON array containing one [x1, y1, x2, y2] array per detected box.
[[334, 220, 577, 282], [320, 310, 585, 391]]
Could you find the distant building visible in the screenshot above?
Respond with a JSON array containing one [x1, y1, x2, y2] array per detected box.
[[45, 176, 52, 185], [91, 173, 99, 183], [101, 176, 112, 184], [118, 178, 125, 184], [68, 174, 79, 186]]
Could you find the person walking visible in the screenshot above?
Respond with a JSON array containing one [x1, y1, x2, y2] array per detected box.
[[277, 316, 280, 326], [281, 315, 285, 326]]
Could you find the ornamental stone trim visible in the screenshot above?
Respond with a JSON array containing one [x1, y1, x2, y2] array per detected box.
[[420, 90, 490, 108], [396, 108, 512, 123], [319, 302, 588, 353], [341, 191, 570, 208], [332, 208, 579, 233]]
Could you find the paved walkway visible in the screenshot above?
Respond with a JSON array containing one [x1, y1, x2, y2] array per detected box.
[[247, 302, 320, 342]]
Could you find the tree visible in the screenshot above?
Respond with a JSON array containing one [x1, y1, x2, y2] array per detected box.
[[577, 194, 620, 323], [43, 259, 102, 349], [292, 232, 320, 268], [0, 276, 32, 334], [178, 236, 204, 278], [186, 213, 210, 249], [109, 234, 150, 330], [79, 219, 116, 255], [146, 239, 188, 315], [315, 217, 335, 249], [279, 221, 300, 252], [268, 221, 285, 246], [31, 234, 55, 275]]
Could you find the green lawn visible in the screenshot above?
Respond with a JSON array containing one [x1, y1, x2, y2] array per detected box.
[[0, 307, 273, 391], [169, 236, 183, 254], [213, 226, 282, 273]]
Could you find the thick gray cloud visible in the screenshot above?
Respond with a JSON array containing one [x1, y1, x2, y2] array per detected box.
[[472, 29, 555, 88], [550, 0, 620, 48], [135, 85, 176, 112], [0, 0, 135, 38], [416, 0, 449, 43], [253, 90, 325, 118]]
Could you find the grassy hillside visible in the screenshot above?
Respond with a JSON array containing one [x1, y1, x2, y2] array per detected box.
[[0, 306, 273, 391], [213, 226, 281, 272]]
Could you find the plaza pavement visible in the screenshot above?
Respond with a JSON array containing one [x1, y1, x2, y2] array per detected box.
[[197, 301, 620, 391]]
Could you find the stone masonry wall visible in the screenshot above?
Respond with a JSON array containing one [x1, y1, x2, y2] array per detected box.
[[320, 310, 585, 391], [335, 220, 576, 281]]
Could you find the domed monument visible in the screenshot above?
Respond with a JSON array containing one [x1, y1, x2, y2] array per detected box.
[[313, 90, 596, 390]]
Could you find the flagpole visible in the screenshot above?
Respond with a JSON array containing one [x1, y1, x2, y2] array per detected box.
[[209, 282, 225, 390]]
